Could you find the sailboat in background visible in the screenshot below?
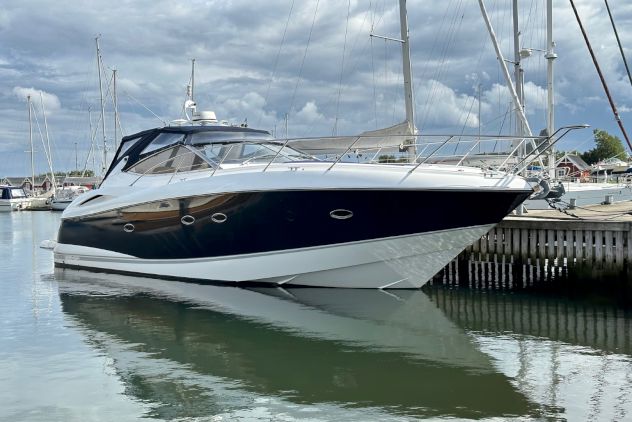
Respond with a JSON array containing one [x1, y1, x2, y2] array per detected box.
[[289, 0, 418, 159], [23, 94, 55, 210], [51, 37, 115, 211], [288, 1, 584, 176]]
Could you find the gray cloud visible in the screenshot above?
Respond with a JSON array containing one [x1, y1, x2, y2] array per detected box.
[[1, 0, 631, 176]]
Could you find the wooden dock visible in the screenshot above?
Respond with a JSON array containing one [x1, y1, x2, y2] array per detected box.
[[434, 201, 632, 292]]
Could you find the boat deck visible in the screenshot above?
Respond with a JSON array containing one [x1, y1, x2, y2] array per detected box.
[[517, 200, 632, 222]]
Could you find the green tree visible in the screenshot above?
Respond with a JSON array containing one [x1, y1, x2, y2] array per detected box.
[[68, 170, 94, 177], [580, 129, 628, 165], [377, 154, 408, 163]]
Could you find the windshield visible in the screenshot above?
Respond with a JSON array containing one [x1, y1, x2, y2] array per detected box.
[[10, 188, 26, 198], [194, 142, 315, 166], [140, 133, 185, 156]]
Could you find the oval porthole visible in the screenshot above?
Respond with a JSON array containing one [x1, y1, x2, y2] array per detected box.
[[181, 215, 196, 225], [330, 209, 353, 220], [211, 212, 227, 224], [123, 223, 135, 233], [285, 209, 296, 222]]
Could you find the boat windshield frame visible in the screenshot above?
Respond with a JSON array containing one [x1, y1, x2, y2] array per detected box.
[[115, 126, 319, 180], [107, 126, 277, 178], [1, 187, 27, 199]]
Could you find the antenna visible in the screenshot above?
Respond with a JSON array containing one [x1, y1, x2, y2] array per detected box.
[[190, 58, 195, 103], [183, 59, 197, 121]]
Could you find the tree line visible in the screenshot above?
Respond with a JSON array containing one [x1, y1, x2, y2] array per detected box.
[[34, 170, 96, 178], [579, 129, 628, 164]]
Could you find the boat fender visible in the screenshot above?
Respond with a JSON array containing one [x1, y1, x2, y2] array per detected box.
[[39, 239, 57, 250]]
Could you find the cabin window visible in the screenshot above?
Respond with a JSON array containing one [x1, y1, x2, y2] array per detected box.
[[10, 188, 26, 198], [1, 189, 9, 200], [128, 146, 210, 175], [140, 133, 185, 156]]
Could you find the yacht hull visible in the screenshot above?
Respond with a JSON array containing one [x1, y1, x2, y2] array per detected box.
[[57, 189, 528, 258], [54, 224, 493, 288], [0, 199, 29, 211], [50, 199, 72, 211], [54, 187, 530, 288]]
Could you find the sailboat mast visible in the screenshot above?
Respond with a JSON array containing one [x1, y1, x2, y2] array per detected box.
[[546, 0, 557, 178], [113, 68, 118, 152], [398, 0, 414, 132], [28, 95, 34, 191], [512, 0, 524, 138], [39, 91, 56, 190], [95, 36, 107, 173], [478, 0, 532, 137]]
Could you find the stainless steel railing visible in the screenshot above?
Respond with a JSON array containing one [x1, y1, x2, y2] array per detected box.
[[127, 124, 588, 185]]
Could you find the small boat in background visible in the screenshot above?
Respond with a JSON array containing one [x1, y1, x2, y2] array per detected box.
[[0, 185, 31, 211], [51, 185, 90, 211], [24, 189, 54, 211]]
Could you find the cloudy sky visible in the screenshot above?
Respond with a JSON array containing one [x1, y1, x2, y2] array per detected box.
[[1, 0, 632, 176]]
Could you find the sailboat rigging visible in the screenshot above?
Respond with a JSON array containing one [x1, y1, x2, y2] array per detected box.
[[569, 0, 632, 154], [604, 0, 632, 91]]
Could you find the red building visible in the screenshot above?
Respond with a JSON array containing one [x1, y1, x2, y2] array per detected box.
[[556, 154, 590, 182]]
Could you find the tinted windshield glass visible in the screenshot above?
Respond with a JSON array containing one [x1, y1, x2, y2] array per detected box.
[[140, 133, 185, 155], [115, 136, 142, 161], [194, 142, 314, 165], [128, 146, 211, 174]]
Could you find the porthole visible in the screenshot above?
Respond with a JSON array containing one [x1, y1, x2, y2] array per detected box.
[[211, 212, 227, 223], [181, 215, 196, 225], [330, 209, 353, 220], [123, 223, 135, 233], [285, 209, 296, 222]]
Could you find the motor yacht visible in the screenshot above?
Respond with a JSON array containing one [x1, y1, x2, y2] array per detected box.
[[48, 113, 532, 288], [0, 185, 31, 211]]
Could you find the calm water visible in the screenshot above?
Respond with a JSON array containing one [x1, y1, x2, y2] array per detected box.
[[1, 211, 632, 421]]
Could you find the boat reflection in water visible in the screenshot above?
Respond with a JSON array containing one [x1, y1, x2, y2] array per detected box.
[[427, 287, 632, 421], [56, 268, 535, 420]]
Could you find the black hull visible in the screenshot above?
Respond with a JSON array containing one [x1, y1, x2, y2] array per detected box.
[[58, 189, 531, 259]]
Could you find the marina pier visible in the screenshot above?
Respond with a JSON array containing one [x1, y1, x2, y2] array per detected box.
[[435, 201, 632, 294]]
